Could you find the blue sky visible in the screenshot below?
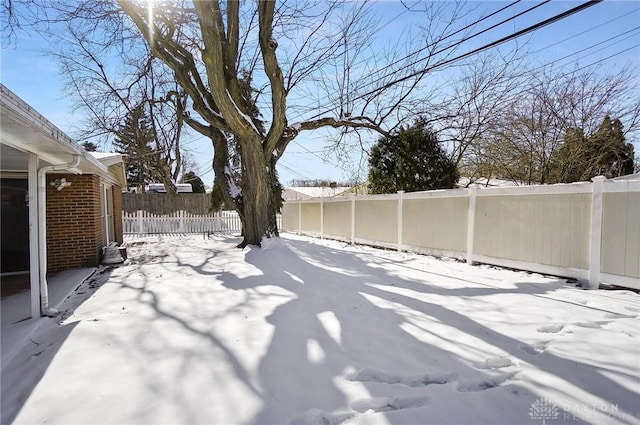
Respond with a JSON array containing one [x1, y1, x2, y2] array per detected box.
[[2, 1, 639, 186]]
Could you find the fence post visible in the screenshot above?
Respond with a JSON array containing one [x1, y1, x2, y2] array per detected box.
[[298, 202, 302, 234], [179, 210, 185, 233], [466, 187, 477, 265], [137, 210, 144, 234], [589, 176, 606, 289], [351, 195, 356, 245], [320, 196, 324, 240], [397, 191, 404, 252]]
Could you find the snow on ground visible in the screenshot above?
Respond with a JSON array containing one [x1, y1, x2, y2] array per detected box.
[[2, 233, 639, 425]]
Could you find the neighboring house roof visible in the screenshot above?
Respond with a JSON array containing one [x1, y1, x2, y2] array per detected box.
[[89, 151, 122, 166], [282, 186, 351, 201], [611, 172, 640, 181], [458, 174, 640, 187], [89, 152, 127, 187], [146, 183, 194, 193], [1, 84, 125, 187], [336, 182, 369, 196]]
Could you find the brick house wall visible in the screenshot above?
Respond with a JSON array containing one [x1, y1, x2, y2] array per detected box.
[[46, 173, 123, 272]]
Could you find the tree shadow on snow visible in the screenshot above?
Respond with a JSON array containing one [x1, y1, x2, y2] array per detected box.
[[220, 237, 638, 425], [51, 235, 637, 425]]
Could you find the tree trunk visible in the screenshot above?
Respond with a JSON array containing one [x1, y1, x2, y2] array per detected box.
[[237, 139, 276, 248]]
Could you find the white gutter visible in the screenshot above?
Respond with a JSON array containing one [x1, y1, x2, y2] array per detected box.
[[37, 154, 81, 317]]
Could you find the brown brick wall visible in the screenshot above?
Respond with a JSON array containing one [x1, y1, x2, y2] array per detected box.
[[46, 174, 104, 271]]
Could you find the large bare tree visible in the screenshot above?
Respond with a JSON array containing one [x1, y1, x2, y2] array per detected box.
[[9, 0, 489, 246], [113, 0, 471, 246]]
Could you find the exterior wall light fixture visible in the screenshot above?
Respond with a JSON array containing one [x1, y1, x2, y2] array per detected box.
[[50, 178, 72, 191]]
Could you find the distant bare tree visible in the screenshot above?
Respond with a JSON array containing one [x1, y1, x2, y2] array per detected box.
[[421, 52, 525, 185], [1, 0, 44, 46], [47, 9, 186, 193], [470, 64, 640, 184], [288, 179, 348, 188]]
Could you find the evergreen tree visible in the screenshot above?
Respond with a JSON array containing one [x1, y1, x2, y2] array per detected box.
[[210, 183, 230, 212], [181, 171, 206, 193], [81, 141, 98, 152], [368, 121, 459, 194], [549, 117, 635, 183], [588, 117, 635, 178], [113, 106, 160, 192]]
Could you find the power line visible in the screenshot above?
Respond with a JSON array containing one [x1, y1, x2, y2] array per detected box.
[[357, 0, 526, 84], [278, 160, 315, 181], [383, 0, 550, 81], [287, 137, 360, 176], [567, 43, 640, 75], [357, 0, 603, 101], [280, 4, 635, 182], [530, 8, 639, 54], [540, 27, 640, 68], [480, 26, 638, 92], [300, 0, 551, 122], [300, 0, 602, 123], [297, 0, 526, 109]]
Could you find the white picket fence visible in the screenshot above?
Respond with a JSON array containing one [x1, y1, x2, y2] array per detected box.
[[123, 210, 283, 235], [123, 210, 241, 235]]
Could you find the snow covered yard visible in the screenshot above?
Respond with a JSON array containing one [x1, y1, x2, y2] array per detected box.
[[2, 233, 639, 425]]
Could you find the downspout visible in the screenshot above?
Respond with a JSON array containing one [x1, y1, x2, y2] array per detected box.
[[37, 155, 82, 317]]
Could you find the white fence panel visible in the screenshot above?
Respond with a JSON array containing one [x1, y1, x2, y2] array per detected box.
[[123, 211, 282, 235], [282, 177, 640, 291]]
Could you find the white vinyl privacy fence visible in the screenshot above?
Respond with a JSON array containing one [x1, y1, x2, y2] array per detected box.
[[282, 176, 640, 290]]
